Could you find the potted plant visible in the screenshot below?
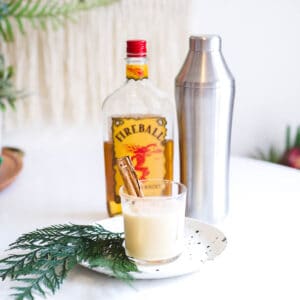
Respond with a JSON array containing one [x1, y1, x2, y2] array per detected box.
[[255, 126, 300, 169], [0, 0, 117, 169], [0, 54, 23, 165]]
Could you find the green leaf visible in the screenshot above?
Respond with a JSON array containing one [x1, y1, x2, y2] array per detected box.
[[7, 65, 14, 78], [252, 148, 267, 161], [7, 0, 23, 15], [0, 223, 137, 299], [1, 0, 119, 43], [50, 15, 64, 31], [14, 16, 25, 34], [28, 0, 43, 16], [37, 17, 47, 30], [4, 17, 14, 41], [64, 12, 78, 24], [33, 281, 46, 296], [252, 146, 281, 164], [27, 17, 38, 30], [285, 125, 291, 151], [268, 146, 280, 163], [0, 54, 24, 110], [8, 98, 17, 110], [295, 126, 300, 147], [42, 0, 60, 17], [0, 20, 9, 41], [15, 0, 33, 18], [0, 101, 7, 111], [36, 0, 56, 17]]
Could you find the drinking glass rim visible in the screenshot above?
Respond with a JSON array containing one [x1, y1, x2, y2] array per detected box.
[[119, 179, 187, 201]]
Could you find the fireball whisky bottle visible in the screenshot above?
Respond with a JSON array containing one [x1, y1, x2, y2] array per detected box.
[[102, 40, 175, 216]]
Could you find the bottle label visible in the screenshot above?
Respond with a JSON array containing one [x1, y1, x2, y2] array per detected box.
[[112, 117, 167, 202], [126, 64, 148, 80]]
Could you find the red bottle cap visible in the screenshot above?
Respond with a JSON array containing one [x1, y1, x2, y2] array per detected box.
[[127, 40, 147, 57]]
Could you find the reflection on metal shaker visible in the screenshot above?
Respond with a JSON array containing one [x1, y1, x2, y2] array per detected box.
[[175, 35, 235, 224]]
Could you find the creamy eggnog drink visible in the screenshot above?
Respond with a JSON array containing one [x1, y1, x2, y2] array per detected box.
[[120, 180, 186, 264]]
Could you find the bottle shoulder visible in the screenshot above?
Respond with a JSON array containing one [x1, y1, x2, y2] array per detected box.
[[102, 79, 173, 116]]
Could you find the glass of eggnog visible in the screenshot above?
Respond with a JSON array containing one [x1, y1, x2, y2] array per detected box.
[[120, 179, 186, 265]]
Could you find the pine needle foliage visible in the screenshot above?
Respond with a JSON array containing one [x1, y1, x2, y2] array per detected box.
[[0, 0, 119, 42], [0, 223, 138, 300]]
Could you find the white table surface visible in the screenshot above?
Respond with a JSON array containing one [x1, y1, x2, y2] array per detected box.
[[1, 126, 300, 300]]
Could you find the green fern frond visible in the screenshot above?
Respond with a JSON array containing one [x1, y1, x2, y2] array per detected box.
[[0, 0, 119, 42], [0, 54, 25, 111]]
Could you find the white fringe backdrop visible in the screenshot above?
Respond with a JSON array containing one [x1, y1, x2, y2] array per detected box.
[[0, 0, 190, 129]]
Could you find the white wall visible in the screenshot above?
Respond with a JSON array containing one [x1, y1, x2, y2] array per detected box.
[[1, 0, 190, 130], [2, 0, 300, 158], [189, 0, 300, 156]]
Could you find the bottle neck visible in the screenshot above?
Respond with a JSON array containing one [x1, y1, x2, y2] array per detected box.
[[126, 56, 148, 80]]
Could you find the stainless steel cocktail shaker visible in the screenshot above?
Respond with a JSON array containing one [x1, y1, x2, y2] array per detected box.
[[175, 35, 235, 224]]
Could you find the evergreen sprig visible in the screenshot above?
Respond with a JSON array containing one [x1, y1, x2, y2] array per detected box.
[[0, 223, 138, 300], [0, 54, 24, 111], [0, 0, 118, 42]]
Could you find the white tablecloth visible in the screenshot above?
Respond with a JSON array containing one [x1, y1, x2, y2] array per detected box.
[[1, 126, 300, 300]]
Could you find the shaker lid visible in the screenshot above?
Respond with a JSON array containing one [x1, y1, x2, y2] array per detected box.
[[190, 35, 221, 51], [176, 35, 234, 88]]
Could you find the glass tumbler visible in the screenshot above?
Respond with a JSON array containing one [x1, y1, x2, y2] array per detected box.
[[120, 179, 186, 264]]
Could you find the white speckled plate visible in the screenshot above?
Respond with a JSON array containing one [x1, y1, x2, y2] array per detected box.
[[80, 216, 227, 279]]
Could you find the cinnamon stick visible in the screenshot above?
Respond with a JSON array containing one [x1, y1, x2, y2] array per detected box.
[[116, 156, 144, 197]]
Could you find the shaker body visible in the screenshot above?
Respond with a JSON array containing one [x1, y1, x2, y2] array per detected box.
[[175, 35, 235, 223]]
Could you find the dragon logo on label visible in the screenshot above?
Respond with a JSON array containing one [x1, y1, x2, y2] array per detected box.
[[127, 144, 163, 179]]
